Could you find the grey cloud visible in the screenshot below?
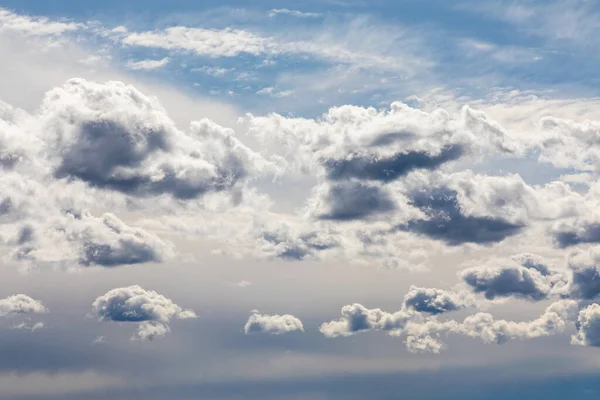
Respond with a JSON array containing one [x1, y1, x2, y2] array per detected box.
[[315, 181, 397, 221], [322, 145, 464, 183], [403, 286, 475, 314], [567, 247, 600, 300], [552, 218, 600, 248], [92, 285, 196, 340], [460, 254, 568, 301], [243, 311, 304, 335], [403, 188, 523, 245]]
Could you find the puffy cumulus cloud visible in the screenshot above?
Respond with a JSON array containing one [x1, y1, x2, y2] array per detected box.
[[92, 285, 196, 341], [247, 102, 518, 178], [566, 246, 600, 300], [243, 311, 304, 335], [403, 286, 475, 314], [40, 79, 273, 199], [319, 303, 414, 338], [536, 116, 600, 172], [0, 294, 47, 317], [460, 254, 568, 301], [0, 77, 280, 269], [572, 303, 600, 347]]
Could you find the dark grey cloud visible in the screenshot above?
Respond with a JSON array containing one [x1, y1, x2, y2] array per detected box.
[[567, 248, 600, 300], [460, 255, 566, 301], [403, 286, 474, 314], [322, 145, 464, 183], [402, 188, 523, 245], [552, 219, 600, 248], [316, 181, 396, 221]]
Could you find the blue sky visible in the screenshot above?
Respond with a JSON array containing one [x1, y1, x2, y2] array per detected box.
[[3, 1, 600, 399]]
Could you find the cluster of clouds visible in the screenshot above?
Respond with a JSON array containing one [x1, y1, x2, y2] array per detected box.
[[5, 6, 600, 359], [0, 77, 277, 269], [315, 250, 600, 353]]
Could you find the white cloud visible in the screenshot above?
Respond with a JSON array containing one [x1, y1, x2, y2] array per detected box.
[[244, 311, 304, 335], [0, 294, 47, 316], [0, 8, 81, 36], [92, 285, 196, 340], [125, 57, 170, 71]]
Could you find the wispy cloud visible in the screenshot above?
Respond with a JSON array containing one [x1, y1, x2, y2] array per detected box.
[[125, 57, 170, 70], [268, 9, 323, 18]]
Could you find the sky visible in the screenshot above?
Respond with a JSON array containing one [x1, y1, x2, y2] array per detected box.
[[3, 0, 600, 399]]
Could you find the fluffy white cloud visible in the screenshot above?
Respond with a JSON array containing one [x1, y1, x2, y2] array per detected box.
[[0, 294, 47, 317], [243, 311, 304, 335], [92, 285, 196, 340], [572, 303, 600, 347]]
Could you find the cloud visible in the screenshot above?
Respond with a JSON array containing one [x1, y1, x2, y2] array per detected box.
[[403, 286, 475, 314], [92, 285, 196, 340], [121, 26, 273, 57], [322, 299, 579, 353], [0, 8, 81, 36], [322, 145, 465, 183], [268, 9, 322, 18], [311, 181, 398, 221], [0, 294, 47, 317], [551, 214, 600, 248], [125, 57, 170, 71], [566, 246, 600, 300], [319, 303, 413, 338], [243, 311, 304, 335], [460, 254, 568, 301], [40, 78, 270, 199], [572, 303, 600, 347]]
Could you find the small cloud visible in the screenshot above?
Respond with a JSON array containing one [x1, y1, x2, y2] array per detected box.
[[191, 66, 234, 77], [12, 322, 44, 332], [244, 311, 304, 335], [268, 9, 322, 18], [235, 280, 252, 288], [93, 336, 107, 345], [257, 87, 294, 98], [126, 57, 170, 70]]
